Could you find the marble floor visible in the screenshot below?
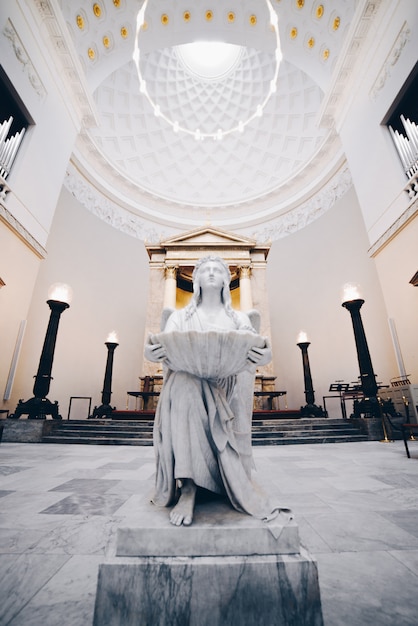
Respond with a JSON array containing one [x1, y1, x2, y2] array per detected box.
[[0, 439, 418, 625]]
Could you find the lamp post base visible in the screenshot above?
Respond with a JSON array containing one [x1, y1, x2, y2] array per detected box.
[[300, 403, 326, 417], [8, 397, 62, 420], [352, 396, 381, 419], [89, 404, 115, 419]]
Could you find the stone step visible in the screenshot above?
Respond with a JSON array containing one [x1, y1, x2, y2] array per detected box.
[[252, 420, 355, 432], [41, 418, 367, 446], [42, 435, 154, 446], [252, 428, 365, 438], [252, 434, 368, 445], [55, 419, 155, 428], [252, 418, 346, 426], [44, 429, 152, 438], [41, 419, 155, 445], [47, 424, 154, 433]]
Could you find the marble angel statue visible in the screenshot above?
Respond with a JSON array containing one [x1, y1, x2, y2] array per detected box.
[[145, 255, 290, 526]]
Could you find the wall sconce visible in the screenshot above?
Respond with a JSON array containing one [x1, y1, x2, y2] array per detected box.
[[297, 331, 325, 417], [9, 283, 72, 419], [89, 331, 119, 419]]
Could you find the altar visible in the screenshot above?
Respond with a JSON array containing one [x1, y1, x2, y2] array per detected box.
[[135, 227, 289, 415], [127, 374, 287, 413]]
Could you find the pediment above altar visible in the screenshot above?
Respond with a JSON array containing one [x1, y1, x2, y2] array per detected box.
[[144, 225, 272, 376], [162, 227, 255, 248], [146, 227, 270, 265]]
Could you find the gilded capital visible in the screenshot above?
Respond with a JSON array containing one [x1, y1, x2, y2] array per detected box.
[[237, 265, 252, 279], [164, 265, 178, 280]]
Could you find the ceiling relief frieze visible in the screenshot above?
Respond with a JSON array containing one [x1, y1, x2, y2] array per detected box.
[[3, 20, 46, 99], [64, 161, 352, 245], [251, 164, 352, 242], [370, 21, 411, 101]]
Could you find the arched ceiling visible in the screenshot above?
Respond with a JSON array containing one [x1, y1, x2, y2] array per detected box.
[[56, 0, 358, 240]]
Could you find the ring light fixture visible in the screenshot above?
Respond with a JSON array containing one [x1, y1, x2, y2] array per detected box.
[[133, 0, 282, 141]]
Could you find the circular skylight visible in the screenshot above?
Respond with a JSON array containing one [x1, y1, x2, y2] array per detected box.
[[176, 42, 243, 80]]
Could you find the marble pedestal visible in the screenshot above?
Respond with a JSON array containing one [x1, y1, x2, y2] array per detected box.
[[93, 498, 323, 626], [1, 419, 52, 442]]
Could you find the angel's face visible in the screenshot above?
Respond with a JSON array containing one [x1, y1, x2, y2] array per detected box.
[[197, 261, 226, 293]]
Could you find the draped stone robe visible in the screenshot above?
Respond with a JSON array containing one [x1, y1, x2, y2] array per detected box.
[[148, 307, 282, 520]]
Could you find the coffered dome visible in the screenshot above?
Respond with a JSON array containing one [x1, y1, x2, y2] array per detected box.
[[57, 0, 357, 239]]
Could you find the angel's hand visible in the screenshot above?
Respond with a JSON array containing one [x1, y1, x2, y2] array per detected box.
[[247, 338, 272, 366], [144, 339, 167, 362]]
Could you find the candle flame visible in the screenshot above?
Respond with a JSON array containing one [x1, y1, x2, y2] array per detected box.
[[297, 331, 309, 343], [342, 282, 362, 303], [106, 331, 119, 343], [47, 283, 72, 304]]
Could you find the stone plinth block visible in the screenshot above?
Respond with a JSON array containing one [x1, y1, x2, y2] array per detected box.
[[93, 498, 323, 625], [94, 551, 323, 626], [1, 419, 52, 442], [117, 498, 300, 557], [350, 417, 384, 440]]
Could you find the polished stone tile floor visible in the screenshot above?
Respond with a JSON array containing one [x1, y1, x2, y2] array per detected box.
[[0, 440, 418, 625]]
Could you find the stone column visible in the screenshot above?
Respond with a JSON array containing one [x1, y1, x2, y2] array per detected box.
[[163, 265, 178, 309], [238, 265, 253, 311]]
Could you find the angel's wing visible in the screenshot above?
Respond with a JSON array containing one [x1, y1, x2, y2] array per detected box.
[[247, 309, 261, 333], [160, 307, 175, 331]]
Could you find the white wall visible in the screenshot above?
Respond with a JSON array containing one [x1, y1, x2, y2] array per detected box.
[[9, 187, 150, 419], [0, 222, 41, 410], [5, 184, 410, 420], [373, 215, 418, 383], [336, 0, 418, 246], [266, 186, 398, 412], [0, 1, 83, 247], [0, 0, 86, 412]]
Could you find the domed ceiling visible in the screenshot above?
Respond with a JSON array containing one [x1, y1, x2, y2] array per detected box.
[[56, 0, 357, 241]]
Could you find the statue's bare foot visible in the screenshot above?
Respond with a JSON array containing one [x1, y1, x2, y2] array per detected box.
[[170, 479, 197, 526]]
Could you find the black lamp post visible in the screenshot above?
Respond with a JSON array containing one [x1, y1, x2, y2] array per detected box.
[[342, 285, 381, 419], [9, 283, 72, 419], [90, 333, 119, 419], [297, 332, 325, 417]]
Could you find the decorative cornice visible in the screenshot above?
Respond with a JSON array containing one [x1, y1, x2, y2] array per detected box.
[[251, 165, 353, 243], [3, 19, 46, 98], [64, 166, 167, 243], [318, 0, 383, 129], [0, 202, 47, 258], [70, 127, 345, 238], [368, 197, 418, 257], [370, 21, 411, 100], [32, 0, 98, 128], [64, 161, 353, 245]]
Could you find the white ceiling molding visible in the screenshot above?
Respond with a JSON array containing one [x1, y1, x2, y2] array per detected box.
[[368, 197, 418, 258], [370, 21, 411, 101], [250, 162, 352, 242], [3, 19, 46, 99], [64, 158, 352, 244], [32, 0, 99, 128], [318, 0, 383, 130], [0, 203, 47, 258]]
